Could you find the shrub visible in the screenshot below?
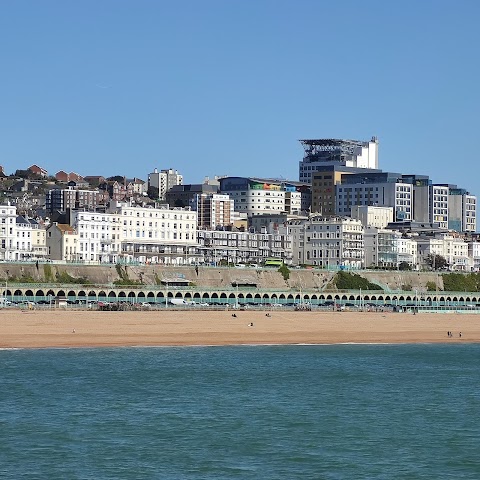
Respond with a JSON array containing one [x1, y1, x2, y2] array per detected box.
[[334, 271, 381, 290], [442, 273, 480, 292], [43, 263, 54, 282], [278, 264, 290, 281]]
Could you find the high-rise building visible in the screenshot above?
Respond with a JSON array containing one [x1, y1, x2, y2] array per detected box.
[[148, 168, 183, 200], [448, 187, 476, 233], [193, 193, 234, 229], [311, 165, 381, 215], [299, 137, 379, 184]]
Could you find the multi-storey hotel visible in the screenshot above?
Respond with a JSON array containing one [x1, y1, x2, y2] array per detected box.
[[289, 216, 364, 269], [219, 177, 310, 217], [114, 204, 197, 264]]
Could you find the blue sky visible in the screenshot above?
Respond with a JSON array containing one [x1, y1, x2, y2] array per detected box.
[[1, 0, 479, 194]]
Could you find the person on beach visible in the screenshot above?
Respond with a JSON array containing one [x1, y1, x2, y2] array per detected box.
[[459, 332, 462, 338]]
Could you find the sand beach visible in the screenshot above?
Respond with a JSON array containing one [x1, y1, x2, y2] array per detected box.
[[1, 308, 479, 349]]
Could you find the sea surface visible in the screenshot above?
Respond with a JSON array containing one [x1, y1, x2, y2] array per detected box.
[[1, 344, 480, 479]]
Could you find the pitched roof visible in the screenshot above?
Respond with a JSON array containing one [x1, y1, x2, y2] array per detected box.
[[55, 223, 75, 234]]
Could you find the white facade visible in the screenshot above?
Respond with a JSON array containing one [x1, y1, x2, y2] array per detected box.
[[225, 188, 286, 216], [364, 227, 399, 268], [416, 235, 469, 271], [463, 195, 477, 232], [351, 205, 394, 229], [148, 168, 183, 200], [219, 178, 309, 217], [70, 205, 199, 264], [284, 190, 303, 215], [289, 216, 364, 268], [0, 205, 17, 261], [0, 205, 47, 261], [336, 182, 412, 222], [430, 185, 449, 229], [395, 236, 418, 268], [31, 221, 48, 260], [468, 241, 480, 271], [14, 217, 48, 261], [442, 235, 469, 271], [115, 205, 198, 264], [72, 211, 122, 263]]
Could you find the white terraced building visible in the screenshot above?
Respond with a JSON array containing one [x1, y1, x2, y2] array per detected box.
[[0, 204, 18, 261], [0, 204, 48, 261], [68, 204, 200, 264], [289, 216, 364, 268], [111, 204, 199, 264], [71, 211, 122, 263]]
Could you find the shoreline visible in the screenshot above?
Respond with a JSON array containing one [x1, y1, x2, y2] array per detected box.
[[1, 309, 480, 349]]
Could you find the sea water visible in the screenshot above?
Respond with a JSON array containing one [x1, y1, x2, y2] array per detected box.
[[1, 344, 480, 479]]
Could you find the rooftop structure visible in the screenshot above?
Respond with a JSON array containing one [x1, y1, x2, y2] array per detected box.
[[299, 137, 378, 183]]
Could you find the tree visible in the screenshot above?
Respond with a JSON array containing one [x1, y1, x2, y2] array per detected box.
[[425, 254, 448, 271], [398, 261, 412, 271], [278, 264, 290, 281], [106, 175, 125, 183], [13, 169, 35, 179], [147, 186, 159, 200]]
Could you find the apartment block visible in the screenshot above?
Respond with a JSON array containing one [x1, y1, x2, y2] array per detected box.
[[46, 187, 103, 213], [196, 229, 293, 265], [148, 168, 183, 200], [289, 216, 364, 268], [336, 172, 413, 222], [194, 193, 234, 229], [448, 188, 477, 233]]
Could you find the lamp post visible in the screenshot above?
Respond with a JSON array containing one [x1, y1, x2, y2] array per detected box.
[[5, 269, 9, 302]]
